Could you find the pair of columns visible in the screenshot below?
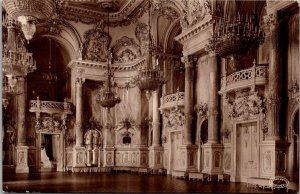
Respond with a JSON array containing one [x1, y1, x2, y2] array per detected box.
[[181, 54, 219, 145]]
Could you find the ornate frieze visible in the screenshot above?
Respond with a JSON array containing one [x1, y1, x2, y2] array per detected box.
[[82, 21, 111, 62], [228, 91, 266, 120], [34, 116, 67, 133]]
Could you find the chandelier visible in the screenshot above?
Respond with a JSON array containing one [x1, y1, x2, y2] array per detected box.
[[97, 8, 121, 108], [43, 39, 58, 83], [3, 0, 56, 42], [133, 0, 165, 99], [206, 13, 264, 58]]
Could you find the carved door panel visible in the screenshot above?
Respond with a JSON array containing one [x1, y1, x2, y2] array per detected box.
[[237, 122, 259, 180], [170, 132, 182, 171]]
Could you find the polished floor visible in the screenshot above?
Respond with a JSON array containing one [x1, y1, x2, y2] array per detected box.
[[2, 172, 299, 193]]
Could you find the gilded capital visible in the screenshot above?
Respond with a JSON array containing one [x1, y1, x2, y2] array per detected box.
[[263, 12, 278, 32], [181, 55, 196, 68]]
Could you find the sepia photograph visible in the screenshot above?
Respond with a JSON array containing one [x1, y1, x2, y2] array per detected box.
[[1, 0, 299, 193]]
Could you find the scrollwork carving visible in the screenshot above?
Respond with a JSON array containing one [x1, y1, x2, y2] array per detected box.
[[164, 109, 185, 129], [228, 91, 266, 120], [82, 21, 111, 62], [135, 22, 148, 42], [112, 36, 141, 63]]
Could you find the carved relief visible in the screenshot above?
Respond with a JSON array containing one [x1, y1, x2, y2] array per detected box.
[[263, 151, 273, 172], [35, 116, 67, 133], [224, 152, 231, 170], [152, 0, 179, 20], [112, 36, 141, 63], [82, 21, 111, 62], [228, 91, 265, 120], [135, 22, 148, 42], [181, 0, 211, 29], [164, 109, 185, 130], [194, 102, 208, 117]]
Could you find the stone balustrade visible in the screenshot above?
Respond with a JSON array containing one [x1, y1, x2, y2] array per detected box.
[[29, 98, 73, 115], [160, 91, 184, 111], [220, 64, 268, 94]]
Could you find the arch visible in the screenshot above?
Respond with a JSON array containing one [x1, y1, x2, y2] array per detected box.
[[200, 119, 208, 144], [163, 18, 181, 53]]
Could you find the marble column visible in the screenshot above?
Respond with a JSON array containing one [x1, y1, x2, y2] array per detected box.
[[73, 77, 86, 167], [264, 12, 281, 141], [177, 56, 197, 173], [149, 90, 163, 171], [202, 52, 223, 178], [103, 109, 115, 167], [182, 56, 194, 145], [16, 77, 29, 173], [207, 52, 218, 143]]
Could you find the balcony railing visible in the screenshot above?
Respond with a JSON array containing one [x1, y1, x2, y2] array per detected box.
[[29, 98, 73, 115], [220, 64, 268, 94], [160, 91, 184, 110]]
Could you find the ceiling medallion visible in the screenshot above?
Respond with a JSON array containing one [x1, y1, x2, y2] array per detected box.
[[3, 0, 56, 42]]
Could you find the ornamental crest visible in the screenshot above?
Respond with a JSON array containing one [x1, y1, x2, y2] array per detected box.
[[35, 116, 67, 133], [82, 20, 111, 62], [228, 91, 265, 120], [164, 109, 185, 130]]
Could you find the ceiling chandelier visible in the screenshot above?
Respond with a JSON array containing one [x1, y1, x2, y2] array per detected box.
[[133, 0, 165, 99], [206, 12, 264, 58], [43, 39, 58, 83], [3, 0, 56, 42], [97, 8, 121, 108]]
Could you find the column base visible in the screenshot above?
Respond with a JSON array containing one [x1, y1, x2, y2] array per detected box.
[[202, 143, 223, 177], [103, 146, 115, 167], [260, 139, 290, 178], [179, 144, 198, 172], [148, 145, 164, 170], [73, 146, 86, 167], [15, 146, 29, 173]]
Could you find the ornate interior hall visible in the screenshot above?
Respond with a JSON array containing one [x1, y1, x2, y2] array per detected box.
[[2, 0, 299, 193]]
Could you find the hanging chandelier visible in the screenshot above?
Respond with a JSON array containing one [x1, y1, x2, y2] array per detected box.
[[43, 39, 58, 83], [206, 13, 264, 58], [3, 0, 56, 42], [97, 8, 121, 108], [133, 0, 165, 99]]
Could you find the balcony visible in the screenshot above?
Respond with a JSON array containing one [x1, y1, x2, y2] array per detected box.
[[29, 98, 73, 115], [160, 91, 184, 111], [219, 64, 268, 94]]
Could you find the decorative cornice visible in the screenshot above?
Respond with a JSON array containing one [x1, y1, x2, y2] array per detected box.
[[175, 16, 213, 44]]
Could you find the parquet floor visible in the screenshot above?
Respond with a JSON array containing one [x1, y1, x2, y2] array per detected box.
[[2, 172, 298, 193]]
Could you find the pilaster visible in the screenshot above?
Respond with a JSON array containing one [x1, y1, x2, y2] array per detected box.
[[148, 145, 164, 170]]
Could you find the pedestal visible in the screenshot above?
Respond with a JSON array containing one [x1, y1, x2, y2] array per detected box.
[[148, 146, 164, 170], [103, 146, 115, 167], [202, 143, 223, 180], [72, 146, 86, 167], [15, 146, 29, 173], [179, 145, 198, 172], [260, 140, 290, 178]]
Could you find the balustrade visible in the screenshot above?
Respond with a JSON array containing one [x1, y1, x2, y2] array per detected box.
[[29, 98, 73, 115], [160, 91, 184, 110], [220, 64, 268, 93]]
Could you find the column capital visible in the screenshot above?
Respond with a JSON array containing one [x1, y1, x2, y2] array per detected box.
[[208, 51, 217, 57], [263, 12, 278, 33], [75, 77, 85, 86], [181, 55, 197, 68]]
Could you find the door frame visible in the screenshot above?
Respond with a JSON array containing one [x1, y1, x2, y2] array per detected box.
[[36, 131, 65, 172], [233, 119, 260, 182]]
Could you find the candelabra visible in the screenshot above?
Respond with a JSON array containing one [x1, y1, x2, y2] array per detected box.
[[207, 13, 264, 58]]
